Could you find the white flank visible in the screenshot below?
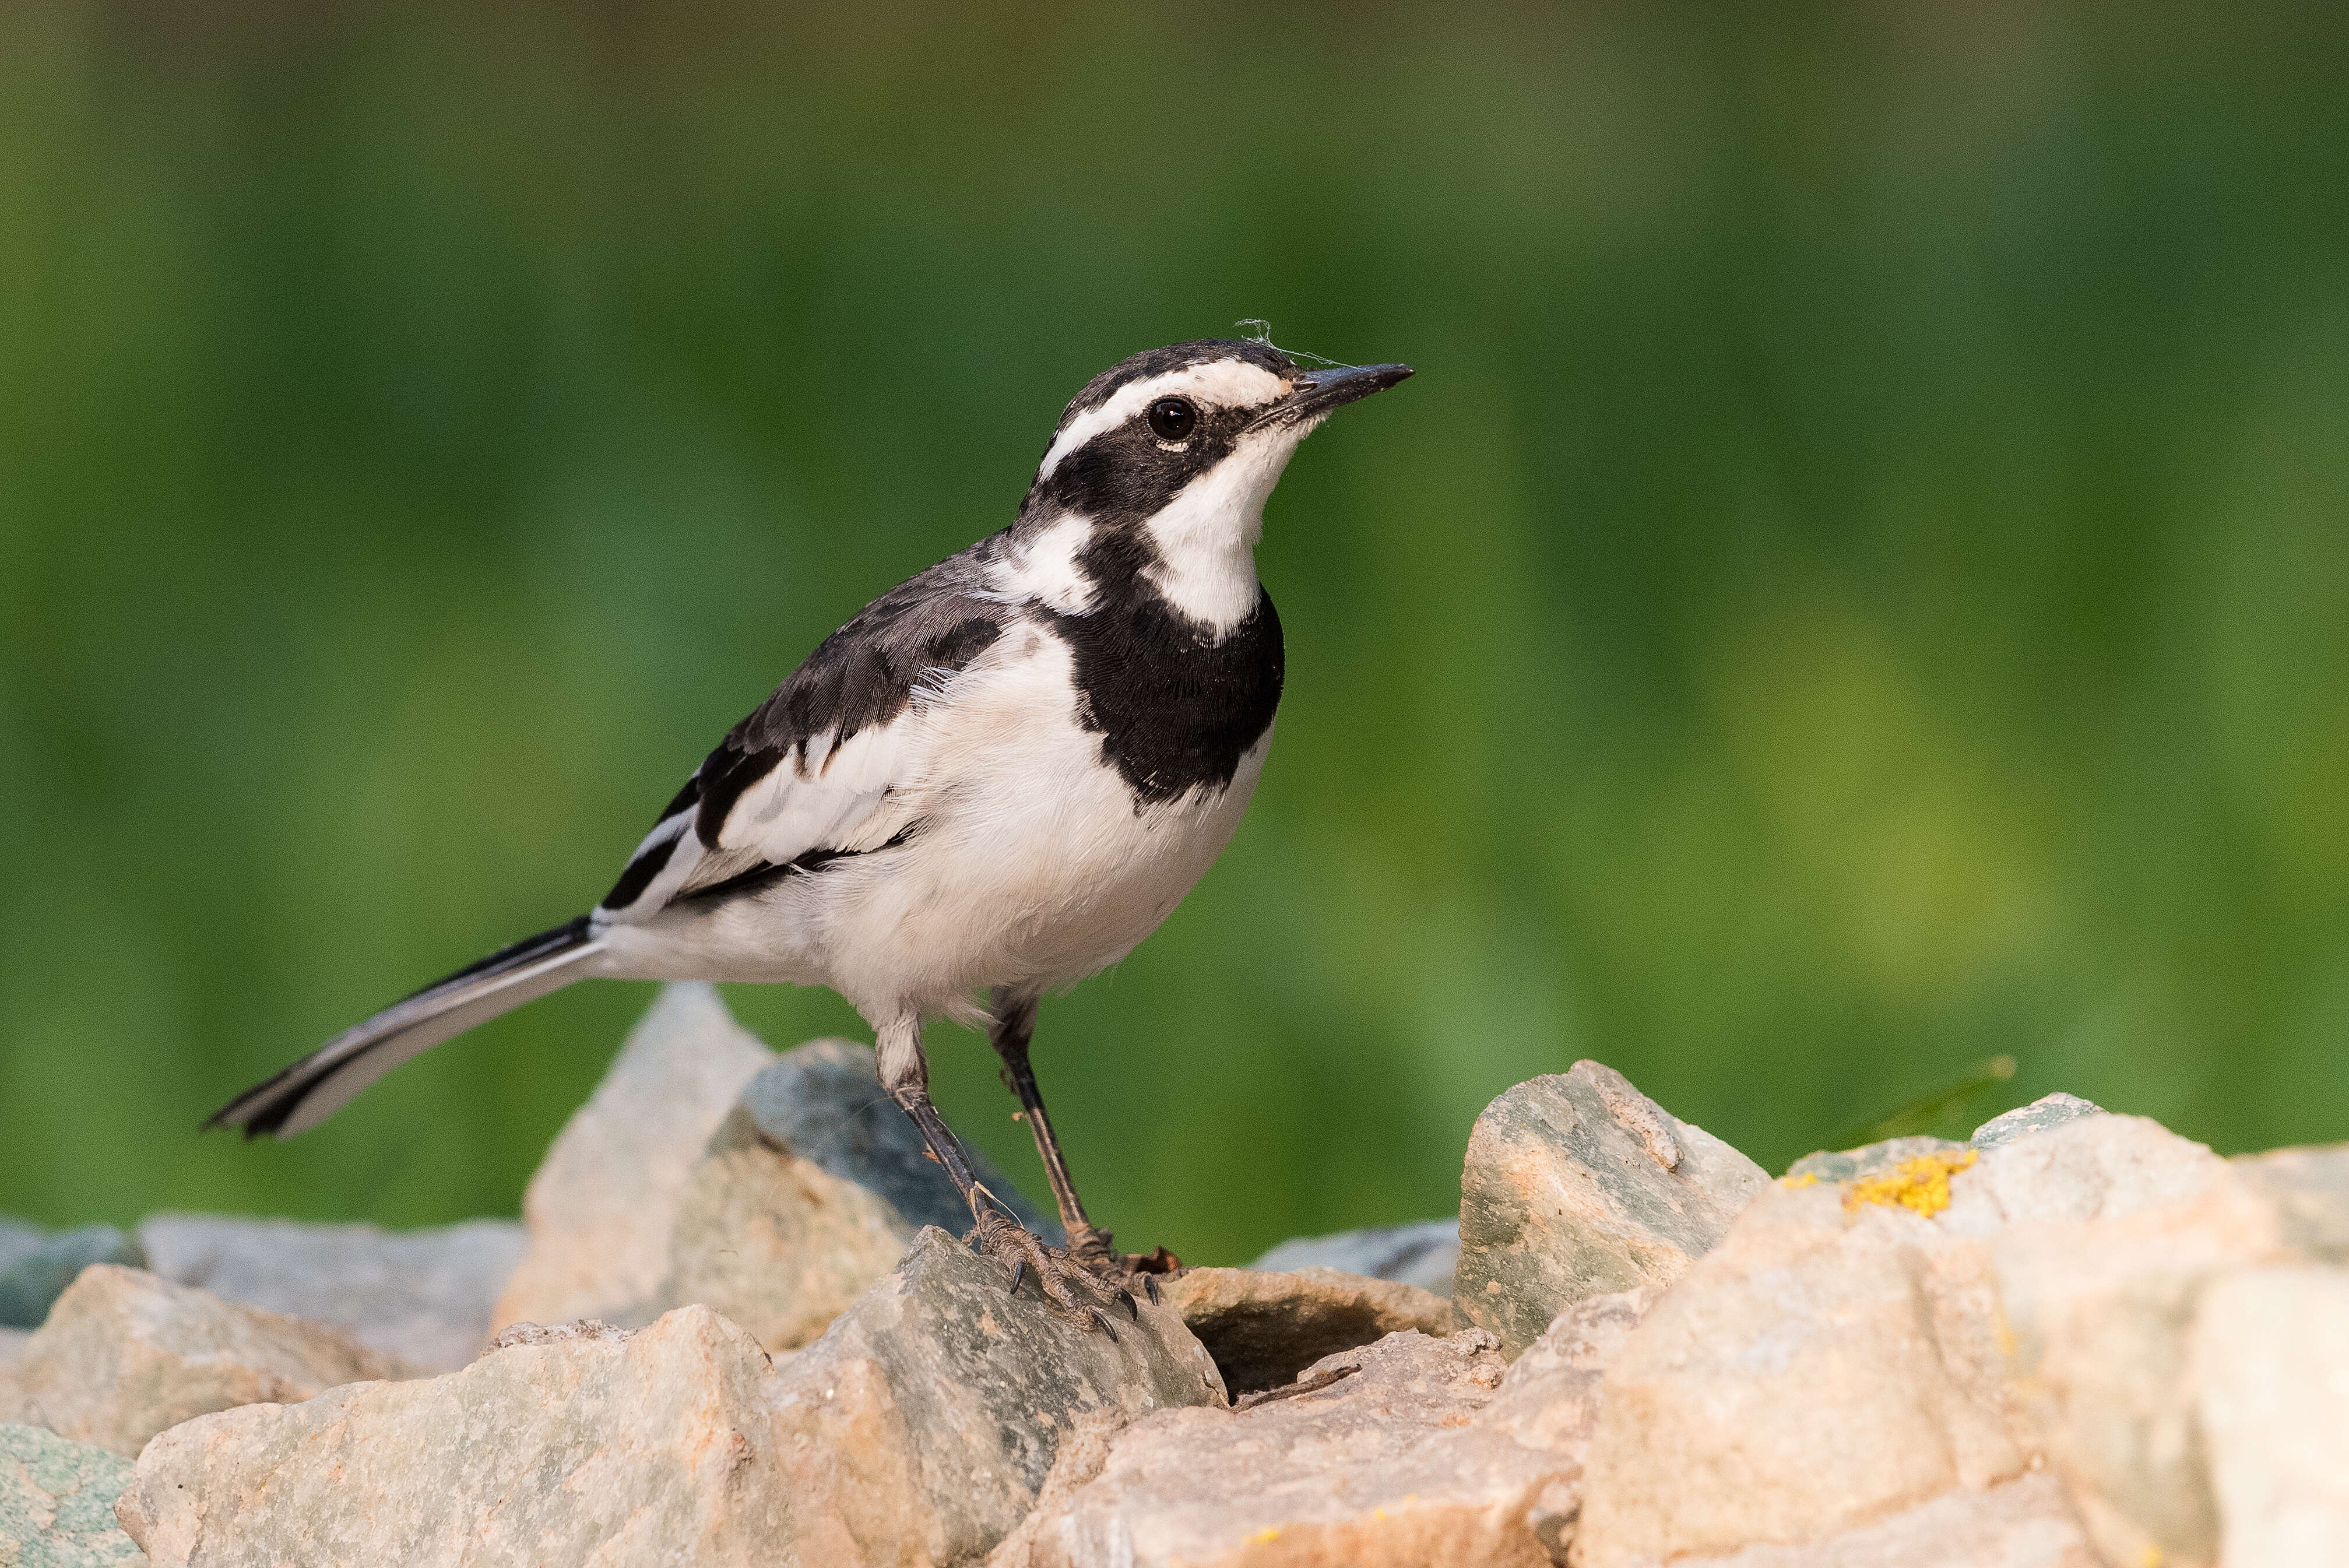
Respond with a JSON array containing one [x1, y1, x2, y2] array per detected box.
[[1036, 360, 1291, 481]]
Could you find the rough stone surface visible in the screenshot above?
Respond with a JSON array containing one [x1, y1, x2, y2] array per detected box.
[[488, 982, 776, 1336], [1972, 1092, 2105, 1151], [2193, 1264, 2349, 1566], [1249, 1219, 1460, 1297], [660, 1039, 1054, 1353], [136, 1215, 525, 1374], [1576, 1183, 2036, 1567], [1158, 1266, 1454, 1395], [0, 1225, 142, 1332], [0, 1422, 145, 1566], [2231, 1142, 2349, 1261], [1455, 1061, 1768, 1356], [1648, 1474, 2094, 1568], [1577, 1110, 2262, 1568], [0, 1266, 407, 1457], [991, 1328, 1571, 1568], [121, 1229, 1224, 1567]]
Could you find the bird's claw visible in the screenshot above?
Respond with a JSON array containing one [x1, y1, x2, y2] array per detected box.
[[968, 1209, 1128, 1335]]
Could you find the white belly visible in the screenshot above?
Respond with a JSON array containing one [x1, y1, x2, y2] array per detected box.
[[603, 624, 1270, 1026]]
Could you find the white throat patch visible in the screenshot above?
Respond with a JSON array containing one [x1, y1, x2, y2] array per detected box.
[[1142, 422, 1313, 635]]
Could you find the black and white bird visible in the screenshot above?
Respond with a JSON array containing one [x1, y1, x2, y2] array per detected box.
[[212, 337, 1412, 1324]]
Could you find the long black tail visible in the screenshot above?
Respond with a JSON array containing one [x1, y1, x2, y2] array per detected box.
[[208, 917, 606, 1140]]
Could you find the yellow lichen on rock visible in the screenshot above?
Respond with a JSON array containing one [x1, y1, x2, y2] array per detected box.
[[1842, 1149, 1978, 1218], [1780, 1172, 1821, 1189]]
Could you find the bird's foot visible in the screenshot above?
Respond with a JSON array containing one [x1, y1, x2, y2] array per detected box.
[[969, 1209, 1139, 1338], [1064, 1224, 1183, 1305]]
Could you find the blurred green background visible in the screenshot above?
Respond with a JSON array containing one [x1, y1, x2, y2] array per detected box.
[[4, 0, 2347, 1267]]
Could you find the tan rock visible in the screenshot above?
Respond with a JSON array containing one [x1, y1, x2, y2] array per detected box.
[[1986, 1132, 2291, 1568], [1575, 1110, 2285, 1568], [991, 1327, 1573, 1568], [120, 1228, 1225, 1567], [1576, 1184, 2034, 1567], [2192, 1264, 2349, 1565], [1158, 1265, 1454, 1394], [122, 1305, 783, 1566], [136, 1214, 525, 1374], [1644, 1473, 2094, 1568], [2, 1266, 407, 1457], [489, 982, 775, 1335], [1455, 1061, 1768, 1357]]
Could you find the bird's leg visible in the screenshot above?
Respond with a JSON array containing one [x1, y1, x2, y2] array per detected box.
[[987, 990, 1180, 1293], [875, 1013, 1133, 1335]]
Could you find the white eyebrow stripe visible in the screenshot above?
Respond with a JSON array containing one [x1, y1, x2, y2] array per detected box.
[[1035, 361, 1290, 481]]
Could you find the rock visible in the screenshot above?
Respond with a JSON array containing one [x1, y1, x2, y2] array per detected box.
[[1574, 1110, 2263, 1568], [1454, 1061, 1768, 1356], [660, 1038, 1054, 1354], [1972, 1092, 2105, 1151], [991, 1327, 1576, 1568], [2193, 1264, 2349, 1566], [0, 1422, 146, 1566], [1158, 1266, 1454, 1395], [480, 1317, 634, 1353], [1781, 1093, 2108, 1184], [1249, 1218, 1461, 1296], [489, 982, 776, 1335], [120, 1304, 786, 1567], [1575, 1182, 2037, 1567], [136, 1215, 525, 1374], [2230, 1142, 2349, 1261], [0, 1223, 142, 1330], [120, 1228, 1224, 1567], [1784, 1134, 1971, 1185], [1, 1265, 409, 1457], [1648, 1473, 2095, 1567]]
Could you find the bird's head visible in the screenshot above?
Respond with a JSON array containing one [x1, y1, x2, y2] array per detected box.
[[1013, 337, 1411, 630]]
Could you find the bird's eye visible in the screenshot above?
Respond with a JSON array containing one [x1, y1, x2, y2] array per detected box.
[[1147, 397, 1197, 442]]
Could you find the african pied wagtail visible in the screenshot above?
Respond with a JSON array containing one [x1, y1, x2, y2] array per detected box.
[[212, 338, 1413, 1326]]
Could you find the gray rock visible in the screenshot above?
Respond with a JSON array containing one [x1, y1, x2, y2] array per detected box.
[[990, 1326, 1585, 1568], [1784, 1134, 1971, 1185], [0, 1224, 142, 1330], [1973, 1092, 2106, 1151], [1781, 1094, 2107, 1186], [1, 1422, 146, 1566], [490, 982, 777, 1337], [734, 1039, 1055, 1241], [1454, 1061, 1768, 1356], [1248, 1218, 1460, 1297], [120, 1228, 1225, 1567], [136, 1215, 526, 1374], [2, 1265, 410, 1457], [1156, 1265, 1454, 1395], [659, 1039, 1054, 1354]]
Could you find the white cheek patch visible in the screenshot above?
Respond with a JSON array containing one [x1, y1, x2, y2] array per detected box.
[[987, 514, 1097, 613], [1037, 360, 1290, 481]]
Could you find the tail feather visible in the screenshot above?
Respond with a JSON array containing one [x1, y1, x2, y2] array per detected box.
[[209, 916, 605, 1140]]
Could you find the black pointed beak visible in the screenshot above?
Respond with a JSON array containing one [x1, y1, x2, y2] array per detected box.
[[1283, 361, 1414, 421]]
